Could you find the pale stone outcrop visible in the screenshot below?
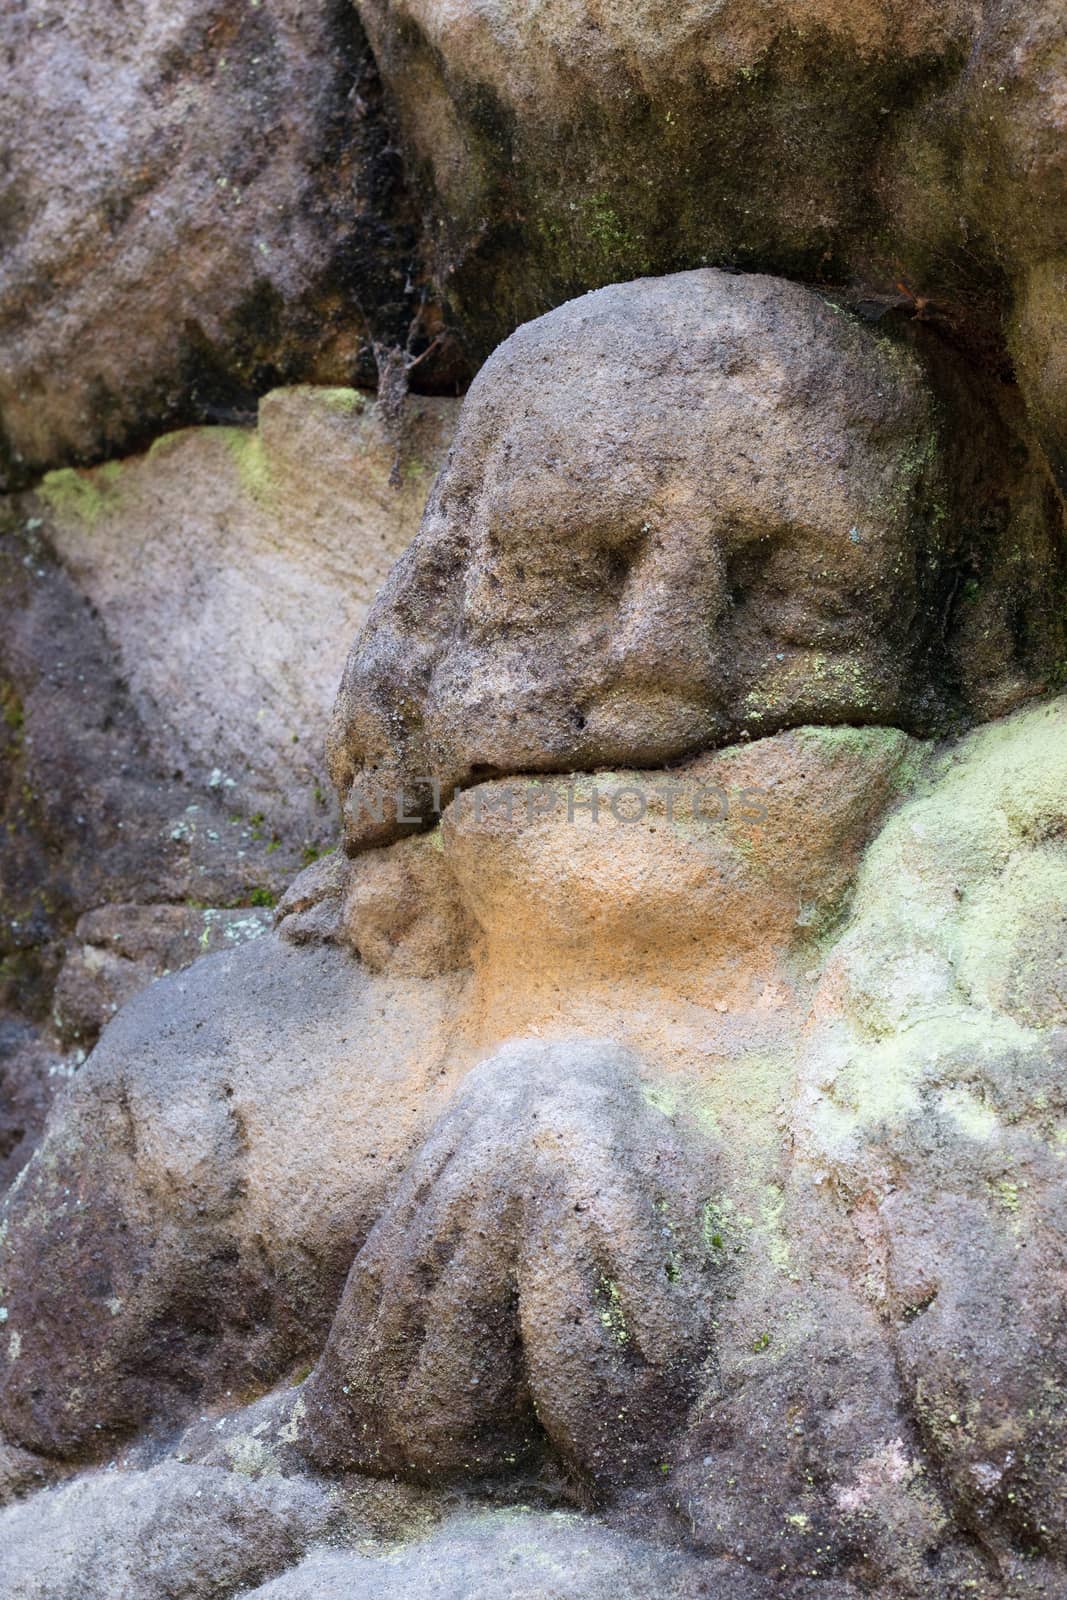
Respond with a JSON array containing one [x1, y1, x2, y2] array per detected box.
[[36, 388, 460, 843]]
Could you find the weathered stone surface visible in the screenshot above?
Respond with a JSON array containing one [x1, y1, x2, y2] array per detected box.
[[673, 1273, 989, 1592], [439, 727, 917, 1022], [796, 695, 1067, 1562], [6, 6, 1067, 1589], [33, 387, 460, 844], [302, 1040, 717, 1495], [240, 1509, 761, 1600], [0, 1461, 335, 1599], [0, 935, 467, 1457], [321, 696, 1067, 1585], [356, 0, 1067, 477], [0, 0, 459, 487], [329, 271, 1065, 851], [881, 0, 1067, 482], [355, 0, 974, 352], [0, 505, 286, 1033], [340, 833, 474, 976], [0, 386, 457, 1076], [0, 722, 909, 1468], [4, 670, 1067, 1590], [53, 902, 272, 1048], [0, 1018, 65, 1192]]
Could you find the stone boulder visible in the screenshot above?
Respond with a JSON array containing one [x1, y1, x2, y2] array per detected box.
[[329, 271, 1065, 851], [0, 0, 453, 486]]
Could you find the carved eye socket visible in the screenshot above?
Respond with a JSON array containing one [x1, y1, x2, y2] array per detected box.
[[719, 518, 896, 643], [457, 517, 654, 641]]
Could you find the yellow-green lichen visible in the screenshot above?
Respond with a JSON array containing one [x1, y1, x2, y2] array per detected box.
[[596, 1276, 628, 1346], [318, 387, 366, 417], [222, 428, 276, 503], [38, 459, 125, 529]]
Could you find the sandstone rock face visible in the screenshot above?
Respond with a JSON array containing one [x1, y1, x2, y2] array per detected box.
[[0, 721, 910, 1459], [795, 696, 1067, 1562], [34, 387, 460, 845], [0, 1461, 336, 1599], [52, 902, 272, 1049], [4, 0, 1067, 1583], [883, 0, 1067, 482], [436, 726, 918, 1057], [0, 504, 287, 1032], [239, 1510, 752, 1600], [302, 1040, 717, 1495], [355, 0, 974, 346], [329, 271, 1065, 851], [0, 935, 468, 1456], [0, 0, 449, 487], [340, 833, 474, 976], [4, 690, 1067, 1592], [356, 0, 1067, 478], [0, 386, 458, 1130]]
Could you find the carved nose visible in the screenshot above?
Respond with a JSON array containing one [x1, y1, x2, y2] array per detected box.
[[609, 527, 723, 688]]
